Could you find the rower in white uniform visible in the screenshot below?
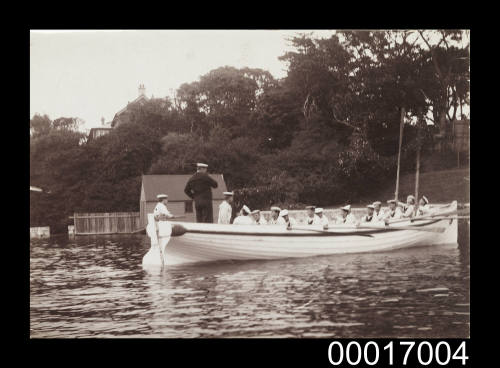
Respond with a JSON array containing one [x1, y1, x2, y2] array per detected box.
[[279, 209, 297, 229], [268, 206, 282, 225], [361, 204, 376, 223], [233, 205, 254, 225], [336, 205, 358, 225], [384, 199, 403, 223], [315, 208, 329, 229], [372, 201, 385, 222], [400, 195, 416, 218], [416, 195, 431, 217], [218, 191, 234, 224], [154, 194, 174, 221], [305, 205, 321, 225], [251, 209, 267, 225]]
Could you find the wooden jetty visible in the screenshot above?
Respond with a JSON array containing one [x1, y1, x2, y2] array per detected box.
[[73, 212, 142, 235]]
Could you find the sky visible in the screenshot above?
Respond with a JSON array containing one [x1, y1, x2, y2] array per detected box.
[[30, 30, 336, 132]]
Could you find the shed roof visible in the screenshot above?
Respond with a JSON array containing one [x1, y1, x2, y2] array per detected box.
[[141, 174, 228, 202]]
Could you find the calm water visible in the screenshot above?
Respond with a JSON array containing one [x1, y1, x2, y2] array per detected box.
[[30, 222, 469, 338]]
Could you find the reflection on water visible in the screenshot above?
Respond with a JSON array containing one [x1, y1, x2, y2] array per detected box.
[[30, 221, 469, 338]]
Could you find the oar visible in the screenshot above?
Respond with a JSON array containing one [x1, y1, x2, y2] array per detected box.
[[291, 226, 374, 237], [415, 215, 470, 220], [334, 224, 446, 233], [154, 222, 165, 269], [386, 208, 470, 225], [154, 214, 185, 267], [293, 224, 445, 233], [357, 225, 446, 233]]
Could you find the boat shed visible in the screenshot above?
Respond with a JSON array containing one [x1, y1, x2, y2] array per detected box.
[[140, 174, 228, 226]]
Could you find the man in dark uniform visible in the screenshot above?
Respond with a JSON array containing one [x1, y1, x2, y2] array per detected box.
[[184, 163, 218, 223]]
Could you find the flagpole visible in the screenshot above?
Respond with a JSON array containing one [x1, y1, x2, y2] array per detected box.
[[414, 110, 423, 216], [395, 107, 405, 201]]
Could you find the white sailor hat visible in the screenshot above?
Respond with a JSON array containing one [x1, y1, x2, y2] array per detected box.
[[223, 191, 234, 196], [279, 209, 289, 217], [196, 163, 208, 168], [373, 201, 382, 206], [407, 195, 416, 201], [242, 205, 251, 214], [341, 205, 351, 212], [387, 199, 397, 204], [315, 207, 324, 214], [421, 196, 429, 204], [367, 204, 375, 209], [270, 206, 281, 212], [250, 209, 260, 215], [157, 194, 168, 199], [305, 205, 316, 210]]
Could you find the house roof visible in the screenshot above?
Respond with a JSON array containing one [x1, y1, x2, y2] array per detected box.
[[115, 94, 147, 116], [111, 95, 148, 127], [141, 174, 228, 202]]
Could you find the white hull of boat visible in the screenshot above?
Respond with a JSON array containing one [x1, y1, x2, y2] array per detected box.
[[143, 202, 459, 267]]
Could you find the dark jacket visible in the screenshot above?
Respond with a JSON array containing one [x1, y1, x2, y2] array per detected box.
[[184, 172, 218, 205]]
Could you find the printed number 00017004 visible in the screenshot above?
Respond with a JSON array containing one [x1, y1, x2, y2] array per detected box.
[[327, 340, 469, 366]]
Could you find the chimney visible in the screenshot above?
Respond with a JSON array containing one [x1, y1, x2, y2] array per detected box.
[[101, 117, 105, 126], [138, 84, 146, 97]]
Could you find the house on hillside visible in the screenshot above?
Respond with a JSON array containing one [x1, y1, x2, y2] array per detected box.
[[140, 174, 228, 227], [111, 84, 148, 128], [88, 118, 112, 141], [432, 118, 470, 168], [433, 119, 470, 153]]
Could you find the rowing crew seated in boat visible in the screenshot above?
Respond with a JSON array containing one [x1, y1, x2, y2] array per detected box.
[[251, 209, 268, 225], [372, 201, 385, 222], [335, 205, 358, 225], [233, 205, 270, 225], [233, 205, 254, 225], [383, 199, 403, 222], [306, 206, 321, 225], [267, 207, 298, 227], [279, 209, 297, 229], [304, 205, 329, 229], [268, 206, 282, 225], [416, 196, 431, 217], [314, 208, 329, 229], [398, 195, 417, 218], [361, 204, 381, 224], [235, 205, 294, 227]]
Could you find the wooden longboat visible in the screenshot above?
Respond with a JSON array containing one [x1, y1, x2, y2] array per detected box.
[[142, 202, 459, 267]]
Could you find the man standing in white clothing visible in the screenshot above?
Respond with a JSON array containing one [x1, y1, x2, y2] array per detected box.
[[218, 191, 234, 224], [154, 194, 174, 221]]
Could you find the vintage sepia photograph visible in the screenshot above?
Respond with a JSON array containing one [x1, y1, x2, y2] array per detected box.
[[30, 29, 470, 340]]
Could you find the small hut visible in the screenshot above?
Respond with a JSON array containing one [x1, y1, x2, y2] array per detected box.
[[139, 174, 228, 227]]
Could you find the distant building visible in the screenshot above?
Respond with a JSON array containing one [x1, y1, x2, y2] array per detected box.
[[140, 174, 228, 227], [433, 119, 470, 153], [111, 84, 148, 128], [88, 117, 112, 141]]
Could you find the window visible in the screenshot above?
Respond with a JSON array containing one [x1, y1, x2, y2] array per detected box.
[[185, 200, 193, 213]]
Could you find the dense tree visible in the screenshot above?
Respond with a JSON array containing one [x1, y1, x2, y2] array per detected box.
[[30, 31, 469, 232]]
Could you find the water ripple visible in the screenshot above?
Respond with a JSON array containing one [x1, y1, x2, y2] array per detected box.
[[30, 233, 470, 338]]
